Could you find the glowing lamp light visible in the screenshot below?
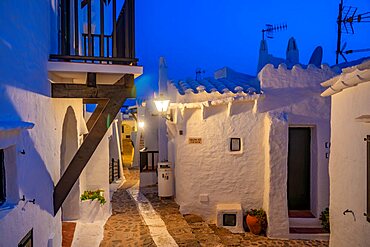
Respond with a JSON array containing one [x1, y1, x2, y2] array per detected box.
[[138, 121, 145, 128], [154, 95, 170, 114]]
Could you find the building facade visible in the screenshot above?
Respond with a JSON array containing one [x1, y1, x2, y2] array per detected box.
[[322, 59, 370, 246], [0, 0, 140, 245], [139, 39, 337, 239]]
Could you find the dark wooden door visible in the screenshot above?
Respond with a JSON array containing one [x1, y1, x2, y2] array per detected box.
[[288, 127, 311, 210]]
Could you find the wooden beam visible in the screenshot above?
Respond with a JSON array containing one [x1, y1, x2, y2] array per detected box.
[[52, 83, 133, 99], [53, 74, 134, 215], [85, 100, 106, 131]]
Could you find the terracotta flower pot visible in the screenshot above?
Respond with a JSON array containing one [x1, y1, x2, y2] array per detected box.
[[246, 215, 262, 235]]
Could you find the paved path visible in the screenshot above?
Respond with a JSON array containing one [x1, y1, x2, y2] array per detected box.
[[101, 169, 329, 246], [127, 182, 178, 246], [100, 169, 155, 247]]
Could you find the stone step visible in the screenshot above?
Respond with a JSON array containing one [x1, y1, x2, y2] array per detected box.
[[288, 210, 315, 218], [289, 217, 321, 228], [290, 227, 328, 234], [289, 228, 329, 241]]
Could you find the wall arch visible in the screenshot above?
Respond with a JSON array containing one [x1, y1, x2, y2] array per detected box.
[[60, 106, 80, 220]]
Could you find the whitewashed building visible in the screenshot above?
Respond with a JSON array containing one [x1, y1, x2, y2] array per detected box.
[[0, 0, 140, 246], [141, 38, 337, 239], [321, 59, 370, 246]]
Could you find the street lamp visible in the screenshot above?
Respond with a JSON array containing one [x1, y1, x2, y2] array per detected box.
[[153, 94, 170, 119], [138, 121, 145, 129]]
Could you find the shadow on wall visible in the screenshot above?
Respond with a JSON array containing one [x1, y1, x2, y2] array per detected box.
[[60, 107, 80, 220], [0, 0, 61, 216], [0, 90, 55, 217], [18, 131, 55, 216], [257, 87, 318, 113], [0, 1, 53, 97]]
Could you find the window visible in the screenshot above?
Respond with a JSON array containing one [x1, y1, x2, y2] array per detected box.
[[0, 149, 5, 206], [230, 138, 241, 152], [223, 214, 237, 226]]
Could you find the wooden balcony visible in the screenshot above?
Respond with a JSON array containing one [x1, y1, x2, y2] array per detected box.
[[51, 0, 136, 63], [49, 0, 140, 215]]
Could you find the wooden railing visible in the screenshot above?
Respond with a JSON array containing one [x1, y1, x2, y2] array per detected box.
[[140, 150, 159, 172], [50, 0, 136, 65], [109, 158, 121, 183]]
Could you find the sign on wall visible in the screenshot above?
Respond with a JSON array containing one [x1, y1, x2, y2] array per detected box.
[[188, 138, 202, 144]]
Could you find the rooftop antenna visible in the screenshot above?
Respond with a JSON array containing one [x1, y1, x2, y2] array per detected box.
[[195, 68, 205, 81], [262, 23, 287, 40], [336, 0, 370, 64]]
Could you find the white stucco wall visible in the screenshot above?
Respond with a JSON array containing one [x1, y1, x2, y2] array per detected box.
[[172, 101, 266, 222], [0, 1, 85, 246], [329, 81, 370, 247], [167, 63, 335, 238], [258, 64, 335, 220], [0, 89, 84, 247], [80, 113, 114, 221], [263, 112, 290, 238]]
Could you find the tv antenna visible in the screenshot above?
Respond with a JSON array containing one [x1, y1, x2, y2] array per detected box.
[[262, 23, 287, 40], [336, 0, 370, 63], [195, 68, 205, 81]]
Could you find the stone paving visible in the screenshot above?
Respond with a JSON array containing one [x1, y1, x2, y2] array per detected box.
[[100, 169, 155, 247], [101, 168, 329, 246]]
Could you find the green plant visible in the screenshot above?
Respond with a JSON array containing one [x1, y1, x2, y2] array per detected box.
[[319, 207, 330, 232], [80, 190, 106, 205], [247, 208, 267, 230]]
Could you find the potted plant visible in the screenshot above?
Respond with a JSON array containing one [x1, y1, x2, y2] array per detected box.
[[246, 208, 267, 235], [80, 189, 106, 205], [319, 207, 330, 232], [80, 189, 106, 223]]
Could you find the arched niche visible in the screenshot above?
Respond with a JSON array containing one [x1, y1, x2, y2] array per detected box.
[[60, 106, 80, 220]]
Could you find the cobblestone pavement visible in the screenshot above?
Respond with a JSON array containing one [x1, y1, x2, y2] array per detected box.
[[101, 168, 329, 246], [100, 169, 155, 247]]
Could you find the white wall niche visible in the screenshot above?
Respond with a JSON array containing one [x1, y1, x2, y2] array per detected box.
[[228, 137, 243, 155]]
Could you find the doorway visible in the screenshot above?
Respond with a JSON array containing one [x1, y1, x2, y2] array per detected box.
[[288, 127, 311, 211]]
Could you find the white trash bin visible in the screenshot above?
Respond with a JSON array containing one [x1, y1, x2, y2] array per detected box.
[[157, 162, 174, 197]]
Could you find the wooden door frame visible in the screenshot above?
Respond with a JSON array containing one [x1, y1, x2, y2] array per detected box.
[[287, 125, 317, 214]]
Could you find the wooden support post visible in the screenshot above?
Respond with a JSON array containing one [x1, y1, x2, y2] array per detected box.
[[53, 74, 134, 215], [74, 0, 79, 55], [88, 0, 92, 57], [112, 0, 117, 57], [86, 72, 97, 87], [61, 0, 71, 55], [100, 0, 105, 58]]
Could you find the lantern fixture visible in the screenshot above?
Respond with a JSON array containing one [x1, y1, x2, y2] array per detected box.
[[153, 94, 170, 119]]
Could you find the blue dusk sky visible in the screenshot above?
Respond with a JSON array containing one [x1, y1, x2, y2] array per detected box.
[[134, 0, 370, 98]]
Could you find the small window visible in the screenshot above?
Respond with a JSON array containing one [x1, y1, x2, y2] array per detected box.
[[223, 213, 236, 226], [0, 149, 5, 206], [230, 138, 241, 152]]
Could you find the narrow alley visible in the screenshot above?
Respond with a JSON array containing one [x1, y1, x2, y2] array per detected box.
[[99, 168, 329, 247]]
